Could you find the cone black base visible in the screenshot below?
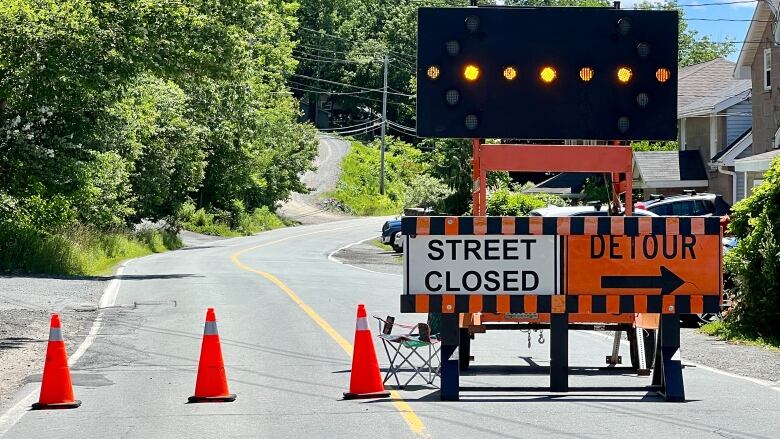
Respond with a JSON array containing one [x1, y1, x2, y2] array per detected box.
[[343, 390, 391, 400], [187, 394, 236, 403], [31, 400, 81, 410]]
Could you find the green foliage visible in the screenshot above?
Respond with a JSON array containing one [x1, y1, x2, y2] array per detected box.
[[0, 222, 181, 275], [421, 138, 474, 214], [420, 138, 512, 214], [176, 200, 285, 237], [101, 75, 206, 221], [0, 192, 75, 233], [404, 174, 453, 211], [636, 1, 735, 67], [486, 187, 566, 216], [700, 321, 780, 352], [724, 157, 780, 337], [582, 177, 610, 203], [0, 0, 310, 272], [71, 151, 135, 230], [632, 140, 679, 151], [330, 138, 425, 215]]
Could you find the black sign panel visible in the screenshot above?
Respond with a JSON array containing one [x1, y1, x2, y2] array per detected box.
[[416, 7, 678, 140]]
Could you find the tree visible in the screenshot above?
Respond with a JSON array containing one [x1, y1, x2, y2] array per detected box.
[[1, 0, 317, 231], [100, 75, 206, 221], [724, 157, 780, 337], [636, 1, 735, 67]]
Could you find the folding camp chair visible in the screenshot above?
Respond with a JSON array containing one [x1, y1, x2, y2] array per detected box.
[[374, 316, 441, 389]]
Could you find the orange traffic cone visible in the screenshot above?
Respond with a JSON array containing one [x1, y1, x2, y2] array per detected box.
[[32, 313, 81, 410], [188, 308, 236, 403], [343, 304, 390, 399]]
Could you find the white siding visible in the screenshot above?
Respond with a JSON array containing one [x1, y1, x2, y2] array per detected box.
[[726, 101, 752, 145]]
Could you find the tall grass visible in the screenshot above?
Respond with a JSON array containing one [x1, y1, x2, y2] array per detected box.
[[178, 203, 286, 237], [0, 223, 182, 276]]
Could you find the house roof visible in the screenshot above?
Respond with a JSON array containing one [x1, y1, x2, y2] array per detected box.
[[735, 1, 777, 79], [525, 172, 596, 196], [679, 58, 751, 117], [711, 128, 753, 165], [734, 149, 780, 172], [633, 150, 709, 188]]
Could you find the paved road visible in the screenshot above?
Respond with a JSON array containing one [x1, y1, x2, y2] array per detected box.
[[2, 218, 780, 438], [278, 135, 350, 224]]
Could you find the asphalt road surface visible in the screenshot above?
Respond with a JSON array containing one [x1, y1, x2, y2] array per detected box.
[[278, 135, 350, 224], [2, 217, 779, 438]]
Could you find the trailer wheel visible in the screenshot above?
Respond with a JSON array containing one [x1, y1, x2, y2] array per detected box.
[[459, 328, 471, 371]]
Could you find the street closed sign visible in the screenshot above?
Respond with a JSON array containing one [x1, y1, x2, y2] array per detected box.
[[401, 216, 722, 313], [406, 235, 562, 295]]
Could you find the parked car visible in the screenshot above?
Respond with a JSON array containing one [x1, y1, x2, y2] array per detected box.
[[381, 218, 403, 253], [529, 205, 658, 217], [635, 191, 730, 216], [393, 231, 404, 253]]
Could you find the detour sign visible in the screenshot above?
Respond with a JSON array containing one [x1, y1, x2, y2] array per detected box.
[[566, 234, 721, 296]]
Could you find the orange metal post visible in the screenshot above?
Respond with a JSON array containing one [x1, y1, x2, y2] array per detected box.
[[472, 138, 481, 215]]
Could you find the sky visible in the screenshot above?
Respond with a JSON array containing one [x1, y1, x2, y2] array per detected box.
[[622, 0, 758, 61]]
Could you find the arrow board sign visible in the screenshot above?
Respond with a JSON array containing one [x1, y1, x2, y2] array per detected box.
[[405, 236, 563, 295]]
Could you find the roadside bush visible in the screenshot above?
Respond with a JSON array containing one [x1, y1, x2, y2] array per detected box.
[[178, 202, 285, 237], [0, 192, 75, 233], [486, 187, 566, 216], [330, 138, 426, 216], [724, 156, 780, 337], [71, 151, 135, 230], [404, 174, 453, 211], [174, 200, 198, 224]]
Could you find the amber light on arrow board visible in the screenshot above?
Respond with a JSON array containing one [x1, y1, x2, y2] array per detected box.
[[579, 67, 594, 82], [656, 68, 671, 83], [503, 66, 518, 81], [464, 64, 480, 82], [617, 67, 632, 84], [540, 66, 557, 83], [426, 65, 440, 80]]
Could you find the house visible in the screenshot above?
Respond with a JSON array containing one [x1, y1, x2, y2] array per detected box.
[[633, 150, 710, 197], [733, 0, 780, 196], [673, 58, 752, 204]]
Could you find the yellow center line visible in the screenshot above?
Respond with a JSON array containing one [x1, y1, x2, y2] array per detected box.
[[230, 228, 429, 438]]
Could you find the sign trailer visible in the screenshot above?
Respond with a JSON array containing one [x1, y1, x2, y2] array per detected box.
[[405, 6, 723, 402]]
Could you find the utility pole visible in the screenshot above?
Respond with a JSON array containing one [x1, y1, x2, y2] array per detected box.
[[380, 54, 388, 195]]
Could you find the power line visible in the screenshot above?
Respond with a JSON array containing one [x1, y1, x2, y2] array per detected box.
[[323, 123, 382, 136], [687, 18, 773, 22], [293, 49, 381, 64], [320, 118, 382, 132], [286, 84, 412, 107], [298, 26, 417, 63], [387, 120, 417, 133], [287, 81, 374, 96]]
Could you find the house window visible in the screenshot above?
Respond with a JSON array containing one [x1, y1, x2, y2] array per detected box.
[[764, 48, 772, 90]]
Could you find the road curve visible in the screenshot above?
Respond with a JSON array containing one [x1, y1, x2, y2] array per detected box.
[[2, 218, 779, 438], [278, 135, 350, 224]]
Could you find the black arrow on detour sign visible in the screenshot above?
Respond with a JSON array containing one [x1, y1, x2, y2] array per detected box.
[[600, 266, 685, 295]]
